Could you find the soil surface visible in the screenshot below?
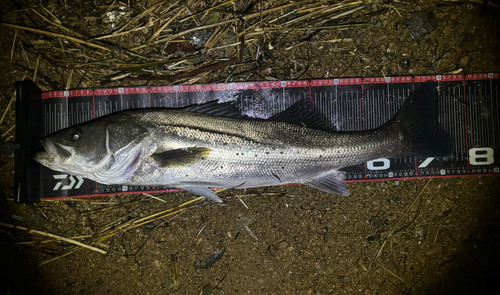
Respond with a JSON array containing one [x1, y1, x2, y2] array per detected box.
[[1, 1, 500, 294]]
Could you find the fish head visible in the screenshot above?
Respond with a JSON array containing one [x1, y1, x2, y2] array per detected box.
[[34, 115, 155, 184]]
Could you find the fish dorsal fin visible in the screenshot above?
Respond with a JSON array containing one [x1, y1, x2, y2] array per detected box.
[[182, 99, 336, 131], [270, 100, 337, 132], [152, 147, 212, 168], [182, 101, 245, 118], [305, 171, 349, 196]]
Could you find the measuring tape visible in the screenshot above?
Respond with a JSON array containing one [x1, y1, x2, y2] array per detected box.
[[14, 74, 500, 202]]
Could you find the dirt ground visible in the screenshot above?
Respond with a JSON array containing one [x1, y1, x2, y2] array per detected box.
[[1, 0, 500, 294]]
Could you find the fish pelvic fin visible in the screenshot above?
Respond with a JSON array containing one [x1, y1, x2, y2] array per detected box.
[[383, 83, 452, 157], [305, 171, 349, 196], [177, 185, 223, 203]]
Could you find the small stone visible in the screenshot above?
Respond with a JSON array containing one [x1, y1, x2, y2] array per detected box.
[[370, 216, 384, 227], [303, 249, 314, 258], [443, 25, 453, 37], [279, 241, 289, 250]]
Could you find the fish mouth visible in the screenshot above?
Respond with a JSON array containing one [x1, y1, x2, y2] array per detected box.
[[34, 138, 74, 164]]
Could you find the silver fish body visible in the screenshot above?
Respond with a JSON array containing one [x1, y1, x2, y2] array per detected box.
[[35, 84, 451, 202]]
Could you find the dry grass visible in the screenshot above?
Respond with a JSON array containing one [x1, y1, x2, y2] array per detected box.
[[1, 0, 376, 90]]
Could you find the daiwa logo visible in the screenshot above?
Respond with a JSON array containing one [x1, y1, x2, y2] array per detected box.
[[52, 174, 84, 190]]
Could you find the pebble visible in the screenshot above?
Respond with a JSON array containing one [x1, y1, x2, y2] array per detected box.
[[279, 241, 289, 250], [370, 216, 384, 227], [303, 249, 314, 258]]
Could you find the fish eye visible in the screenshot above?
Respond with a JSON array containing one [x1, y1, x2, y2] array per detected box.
[[70, 131, 81, 141]]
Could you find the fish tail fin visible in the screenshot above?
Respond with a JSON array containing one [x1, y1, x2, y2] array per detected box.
[[384, 83, 452, 157]]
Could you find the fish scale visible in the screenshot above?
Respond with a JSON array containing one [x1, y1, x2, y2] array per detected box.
[[112, 110, 401, 189]]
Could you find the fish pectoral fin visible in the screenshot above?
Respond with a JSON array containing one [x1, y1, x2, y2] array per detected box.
[[177, 185, 223, 203], [305, 171, 349, 196], [151, 147, 211, 168]]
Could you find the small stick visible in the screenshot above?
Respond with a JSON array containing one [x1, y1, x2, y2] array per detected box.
[[10, 29, 17, 62], [171, 253, 179, 287], [39, 246, 82, 265], [234, 194, 258, 198], [255, 23, 368, 32], [142, 193, 167, 203], [179, 196, 204, 207], [0, 91, 16, 127], [374, 179, 432, 261], [238, 198, 249, 209], [180, 0, 236, 22], [0, 221, 107, 254], [207, 38, 256, 52], [93, 25, 171, 40], [125, 58, 239, 81], [100, 0, 117, 18], [2, 125, 15, 137], [66, 69, 73, 90], [33, 56, 40, 82], [1, 23, 111, 52], [113, 0, 174, 34], [239, 219, 258, 240], [146, 7, 185, 45], [377, 263, 424, 295]]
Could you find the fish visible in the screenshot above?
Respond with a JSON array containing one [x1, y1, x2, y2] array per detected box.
[[34, 84, 452, 202]]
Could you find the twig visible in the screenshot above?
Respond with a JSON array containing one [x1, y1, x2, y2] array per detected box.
[[377, 262, 424, 295], [109, 53, 201, 71], [2, 125, 15, 137], [142, 193, 167, 203], [0, 221, 107, 254], [374, 179, 432, 261], [146, 7, 185, 45], [66, 69, 73, 90], [238, 198, 249, 209], [33, 56, 40, 81], [113, 0, 173, 34], [254, 23, 368, 32], [171, 253, 179, 287], [10, 29, 17, 62], [125, 57, 239, 81], [239, 219, 258, 240], [1, 23, 111, 52], [179, 0, 236, 22], [0, 91, 16, 127]]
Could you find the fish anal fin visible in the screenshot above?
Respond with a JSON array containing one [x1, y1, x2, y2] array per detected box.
[[305, 171, 349, 196], [152, 147, 211, 168]]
